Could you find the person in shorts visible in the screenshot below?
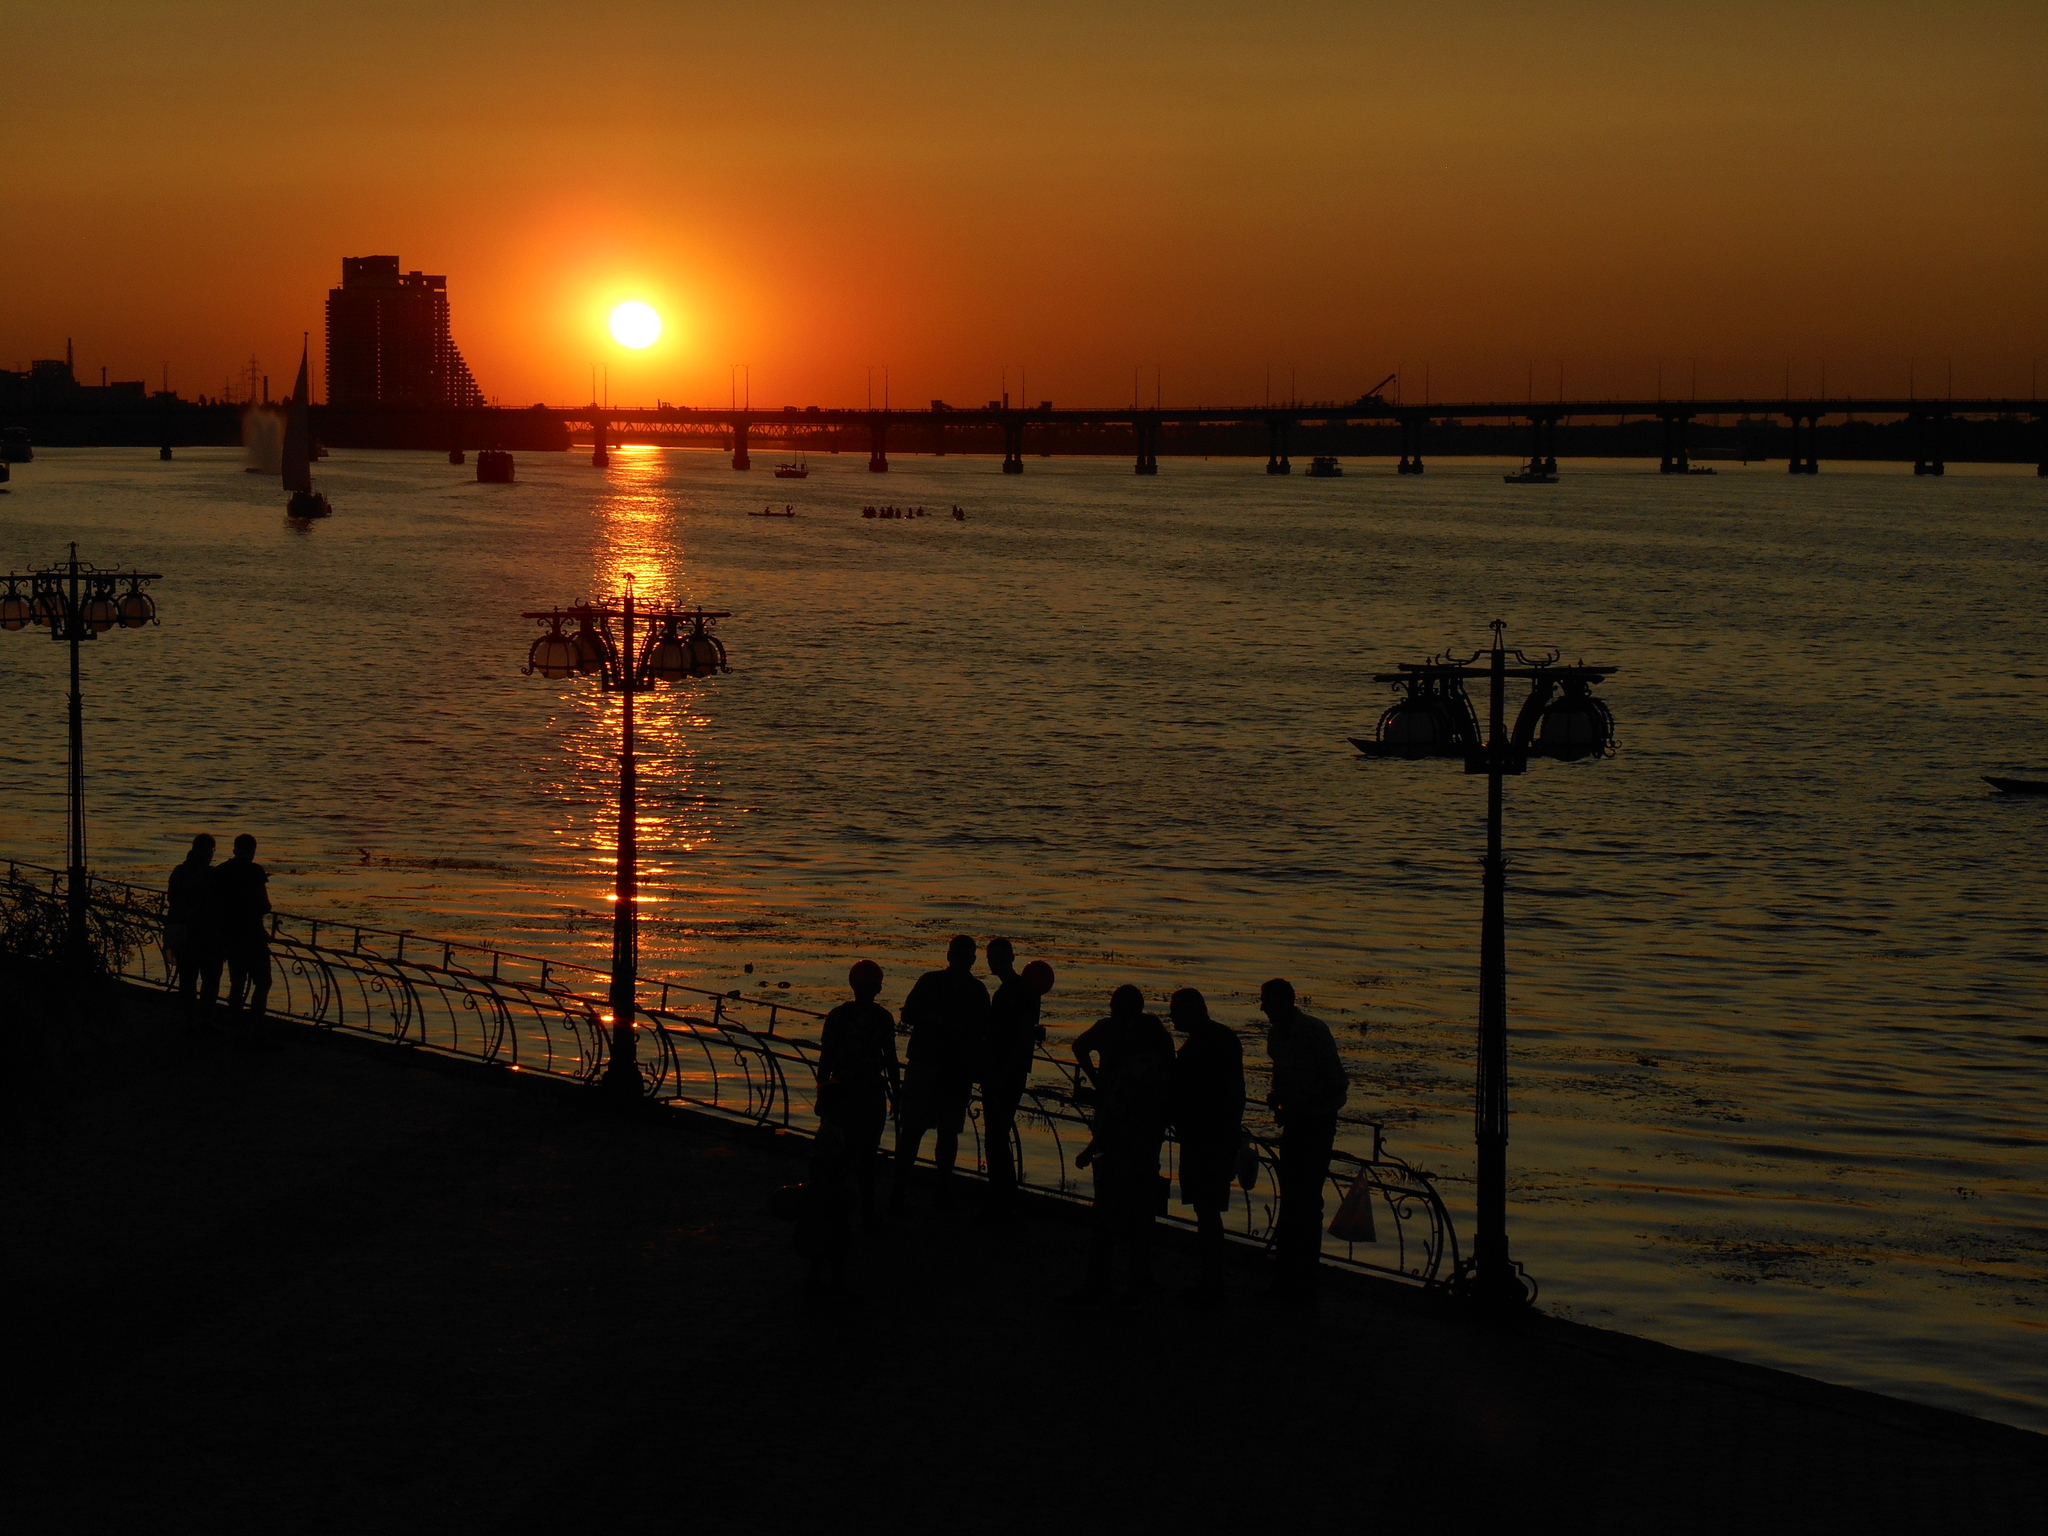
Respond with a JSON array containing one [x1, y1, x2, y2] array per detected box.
[[889, 934, 989, 1214]]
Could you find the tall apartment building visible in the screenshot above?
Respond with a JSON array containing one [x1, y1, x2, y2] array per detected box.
[[324, 256, 486, 409]]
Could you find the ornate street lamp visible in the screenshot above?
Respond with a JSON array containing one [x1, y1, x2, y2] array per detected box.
[[2, 543, 162, 963], [1352, 620, 1616, 1307], [522, 578, 732, 1097]]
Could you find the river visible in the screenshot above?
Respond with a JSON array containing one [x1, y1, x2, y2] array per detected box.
[[2, 443, 2043, 1429]]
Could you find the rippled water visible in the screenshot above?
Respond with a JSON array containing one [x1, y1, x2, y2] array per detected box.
[[3, 445, 2044, 1428]]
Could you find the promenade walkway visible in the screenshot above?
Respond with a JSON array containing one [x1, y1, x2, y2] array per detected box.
[[3, 981, 2041, 1533]]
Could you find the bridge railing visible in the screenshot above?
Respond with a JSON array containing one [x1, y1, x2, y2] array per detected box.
[[2, 860, 1458, 1287]]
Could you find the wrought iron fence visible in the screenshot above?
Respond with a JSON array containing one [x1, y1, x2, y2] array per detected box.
[[2, 859, 1459, 1286]]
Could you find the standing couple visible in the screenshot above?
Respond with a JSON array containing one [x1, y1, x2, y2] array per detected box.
[[165, 832, 275, 1031]]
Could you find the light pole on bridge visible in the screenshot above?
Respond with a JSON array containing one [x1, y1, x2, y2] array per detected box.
[[522, 580, 732, 1097], [1352, 621, 1617, 1307]]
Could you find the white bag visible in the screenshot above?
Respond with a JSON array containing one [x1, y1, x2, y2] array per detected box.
[[1327, 1171, 1378, 1244]]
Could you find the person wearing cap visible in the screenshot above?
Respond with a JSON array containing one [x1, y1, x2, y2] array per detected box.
[[1260, 977, 1349, 1300], [1169, 987, 1244, 1306], [1068, 984, 1175, 1303], [816, 960, 901, 1219], [890, 934, 990, 1214], [979, 939, 1053, 1218]]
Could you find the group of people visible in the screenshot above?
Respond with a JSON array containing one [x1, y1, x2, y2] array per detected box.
[[165, 832, 276, 1030], [803, 934, 1350, 1307]]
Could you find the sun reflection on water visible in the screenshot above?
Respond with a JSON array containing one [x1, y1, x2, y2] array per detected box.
[[547, 448, 734, 928]]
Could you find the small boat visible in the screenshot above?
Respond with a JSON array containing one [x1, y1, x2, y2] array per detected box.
[[751, 505, 795, 518], [282, 339, 332, 519], [1984, 776, 2048, 796], [1504, 466, 1557, 484], [1306, 455, 1343, 478], [774, 450, 809, 479], [476, 448, 515, 483]]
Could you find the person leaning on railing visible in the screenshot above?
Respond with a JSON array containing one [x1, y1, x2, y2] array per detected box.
[[165, 833, 222, 1022], [1259, 977, 1349, 1305], [1066, 985, 1174, 1305]]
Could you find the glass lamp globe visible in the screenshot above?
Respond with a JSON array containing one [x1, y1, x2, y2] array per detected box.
[[528, 631, 578, 679]]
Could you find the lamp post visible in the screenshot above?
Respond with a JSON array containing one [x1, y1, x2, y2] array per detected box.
[[522, 577, 731, 1097], [2, 543, 161, 965], [1351, 620, 1616, 1307]]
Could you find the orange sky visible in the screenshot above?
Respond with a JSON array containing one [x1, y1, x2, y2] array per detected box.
[[5, 2, 2044, 407]]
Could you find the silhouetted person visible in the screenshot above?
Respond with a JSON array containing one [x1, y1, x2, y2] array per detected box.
[[890, 934, 989, 1213], [979, 941, 1053, 1217], [1069, 984, 1174, 1303], [1170, 987, 1245, 1306], [213, 834, 273, 1034], [166, 833, 222, 1021], [815, 959, 900, 1218], [1261, 977, 1348, 1301]]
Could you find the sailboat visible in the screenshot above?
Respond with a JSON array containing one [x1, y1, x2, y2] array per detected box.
[[774, 443, 809, 479], [283, 336, 331, 519]]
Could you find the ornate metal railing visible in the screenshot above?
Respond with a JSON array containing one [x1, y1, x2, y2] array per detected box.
[[1, 860, 1459, 1286]]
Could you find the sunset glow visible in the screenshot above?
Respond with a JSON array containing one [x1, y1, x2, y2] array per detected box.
[[608, 302, 662, 350]]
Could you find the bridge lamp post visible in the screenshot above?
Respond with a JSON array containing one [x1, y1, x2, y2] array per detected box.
[[522, 579, 732, 1098], [2, 544, 161, 965], [1350, 621, 1616, 1308]]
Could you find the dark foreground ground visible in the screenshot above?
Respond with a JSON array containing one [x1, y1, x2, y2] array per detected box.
[[3, 982, 2041, 1534]]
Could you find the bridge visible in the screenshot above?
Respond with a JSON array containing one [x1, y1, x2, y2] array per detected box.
[[543, 395, 2048, 478]]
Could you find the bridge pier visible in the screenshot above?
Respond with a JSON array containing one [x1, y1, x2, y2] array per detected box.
[[1002, 419, 1025, 474], [1265, 418, 1291, 474], [1658, 410, 1693, 474], [1784, 413, 1819, 474], [592, 414, 610, 469], [1911, 408, 1947, 476], [868, 419, 889, 472], [1397, 414, 1426, 474], [1134, 417, 1158, 475], [2038, 412, 2047, 477], [1520, 415, 1559, 476], [731, 420, 750, 471], [933, 420, 946, 457]]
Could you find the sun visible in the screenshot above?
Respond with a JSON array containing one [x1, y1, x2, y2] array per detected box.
[[609, 301, 662, 349]]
